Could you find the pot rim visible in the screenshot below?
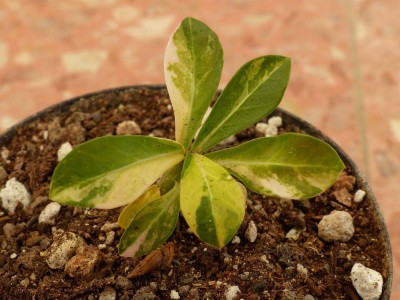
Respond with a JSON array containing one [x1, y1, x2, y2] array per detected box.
[[0, 84, 393, 298]]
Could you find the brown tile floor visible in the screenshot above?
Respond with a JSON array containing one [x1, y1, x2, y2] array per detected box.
[[0, 0, 399, 297]]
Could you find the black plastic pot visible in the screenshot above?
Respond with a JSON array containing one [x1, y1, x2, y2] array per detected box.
[[0, 85, 393, 298]]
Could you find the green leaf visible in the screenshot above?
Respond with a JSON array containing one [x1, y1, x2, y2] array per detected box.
[[49, 136, 184, 209], [192, 55, 291, 152], [165, 17, 223, 149], [206, 133, 345, 199], [118, 185, 161, 230], [118, 182, 180, 257], [157, 162, 183, 195], [180, 152, 246, 249]]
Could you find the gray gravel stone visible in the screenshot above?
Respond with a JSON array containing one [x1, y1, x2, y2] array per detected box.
[[45, 230, 85, 269], [318, 210, 354, 242]]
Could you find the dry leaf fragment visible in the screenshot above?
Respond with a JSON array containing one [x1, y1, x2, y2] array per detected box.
[[127, 242, 175, 278]]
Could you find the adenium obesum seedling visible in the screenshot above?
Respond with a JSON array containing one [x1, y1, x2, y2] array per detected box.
[[49, 17, 344, 257]]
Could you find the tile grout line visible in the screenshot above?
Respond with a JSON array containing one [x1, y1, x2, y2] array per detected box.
[[343, 0, 370, 180]]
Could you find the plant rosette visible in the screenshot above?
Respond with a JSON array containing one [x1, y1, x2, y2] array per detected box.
[[0, 18, 392, 299]]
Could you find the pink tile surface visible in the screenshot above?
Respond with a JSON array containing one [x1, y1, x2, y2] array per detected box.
[[0, 0, 398, 297]]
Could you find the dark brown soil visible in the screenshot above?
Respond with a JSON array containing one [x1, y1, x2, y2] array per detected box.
[[0, 87, 390, 299]]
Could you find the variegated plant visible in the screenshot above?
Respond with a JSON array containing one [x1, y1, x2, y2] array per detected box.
[[49, 17, 344, 258]]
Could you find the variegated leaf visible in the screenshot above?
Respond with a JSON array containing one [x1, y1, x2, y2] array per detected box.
[[192, 55, 291, 153], [180, 152, 246, 249], [118, 185, 161, 230], [206, 133, 345, 199], [50, 136, 184, 209], [118, 182, 180, 257], [157, 162, 183, 195], [165, 17, 223, 149]]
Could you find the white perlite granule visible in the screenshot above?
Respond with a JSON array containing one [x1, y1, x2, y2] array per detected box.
[[38, 202, 61, 224], [296, 264, 308, 278], [225, 285, 241, 300], [231, 235, 241, 244], [105, 231, 115, 245], [170, 290, 180, 299], [268, 116, 283, 127], [354, 189, 366, 203], [0, 178, 31, 213], [218, 135, 237, 146], [351, 263, 383, 300], [57, 142, 73, 161], [255, 122, 278, 137], [286, 228, 304, 241], [244, 220, 258, 243]]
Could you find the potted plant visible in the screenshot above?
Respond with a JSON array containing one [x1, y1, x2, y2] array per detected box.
[[0, 18, 392, 299]]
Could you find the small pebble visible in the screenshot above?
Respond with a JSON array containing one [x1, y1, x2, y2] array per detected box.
[[99, 286, 117, 300], [115, 276, 134, 290], [354, 189, 366, 203], [178, 285, 190, 296], [304, 294, 315, 300], [149, 282, 158, 291], [65, 246, 103, 278], [3, 223, 17, 239], [1, 148, 9, 160], [116, 120, 142, 135], [170, 290, 180, 299], [244, 220, 258, 243], [57, 142, 73, 161], [30, 273, 37, 281], [225, 285, 241, 300], [268, 116, 283, 127], [351, 263, 383, 300], [45, 230, 86, 269], [0, 178, 31, 213], [20, 278, 30, 287], [333, 188, 353, 207], [43, 130, 49, 140], [38, 202, 61, 224], [10, 253, 17, 259], [318, 210, 354, 242]]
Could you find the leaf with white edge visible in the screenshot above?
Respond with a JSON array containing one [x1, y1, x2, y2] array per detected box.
[[118, 185, 161, 230], [165, 17, 223, 149], [49, 136, 184, 209], [180, 152, 246, 249], [192, 55, 291, 153], [206, 133, 345, 199], [118, 182, 180, 257]]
